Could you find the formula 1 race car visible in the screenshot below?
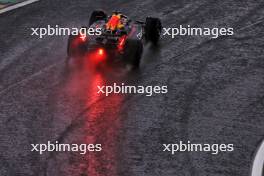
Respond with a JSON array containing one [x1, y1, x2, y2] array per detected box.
[[67, 10, 162, 68]]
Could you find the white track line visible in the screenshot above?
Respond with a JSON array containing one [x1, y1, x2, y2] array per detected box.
[[0, 0, 40, 14], [251, 140, 264, 176]]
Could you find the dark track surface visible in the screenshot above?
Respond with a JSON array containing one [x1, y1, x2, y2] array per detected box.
[[0, 0, 264, 175]]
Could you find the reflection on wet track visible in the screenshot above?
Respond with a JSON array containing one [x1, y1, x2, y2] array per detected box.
[[85, 73, 123, 176], [61, 58, 125, 176]]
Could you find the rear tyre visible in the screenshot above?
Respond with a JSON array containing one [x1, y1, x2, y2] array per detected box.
[[123, 39, 143, 69], [89, 10, 107, 26], [145, 17, 162, 44], [67, 34, 86, 58]]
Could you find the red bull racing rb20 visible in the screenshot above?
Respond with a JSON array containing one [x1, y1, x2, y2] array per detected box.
[[67, 10, 162, 69]]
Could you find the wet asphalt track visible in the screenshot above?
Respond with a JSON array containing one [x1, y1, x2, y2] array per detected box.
[[0, 0, 264, 176]]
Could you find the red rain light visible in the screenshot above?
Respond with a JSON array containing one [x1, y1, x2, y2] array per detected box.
[[98, 48, 104, 56]]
